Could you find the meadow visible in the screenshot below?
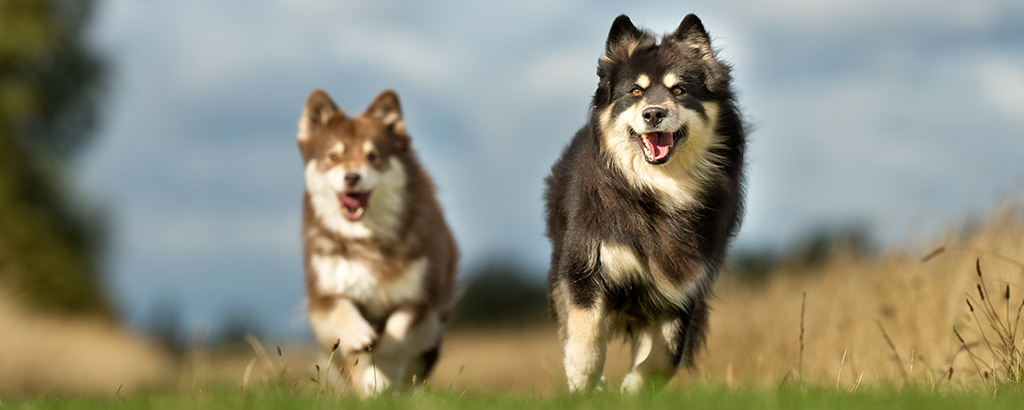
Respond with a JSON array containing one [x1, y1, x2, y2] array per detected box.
[[7, 385, 1024, 410], [3, 205, 1024, 408]]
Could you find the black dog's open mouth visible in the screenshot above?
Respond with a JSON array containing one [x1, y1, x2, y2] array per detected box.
[[629, 127, 687, 164]]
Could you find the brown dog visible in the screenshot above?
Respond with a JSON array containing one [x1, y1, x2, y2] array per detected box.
[[297, 89, 457, 395]]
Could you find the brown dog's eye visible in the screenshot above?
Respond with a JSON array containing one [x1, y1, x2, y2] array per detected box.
[[630, 87, 642, 97], [328, 153, 339, 161], [367, 152, 378, 163], [671, 86, 684, 96]]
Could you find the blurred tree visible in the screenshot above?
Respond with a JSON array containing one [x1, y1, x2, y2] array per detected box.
[[213, 311, 264, 348], [453, 259, 549, 328], [145, 297, 186, 353], [0, 0, 109, 316], [727, 224, 875, 281]]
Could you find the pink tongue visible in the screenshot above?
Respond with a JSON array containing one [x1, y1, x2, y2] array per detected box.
[[339, 193, 369, 212], [644, 132, 674, 160]]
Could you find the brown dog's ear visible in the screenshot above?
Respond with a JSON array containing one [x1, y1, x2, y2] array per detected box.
[[298, 89, 344, 143], [366, 89, 410, 151]]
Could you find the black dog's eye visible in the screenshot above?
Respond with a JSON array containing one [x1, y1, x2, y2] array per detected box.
[[367, 152, 378, 163], [671, 86, 684, 96], [630, 87, 642, 97]]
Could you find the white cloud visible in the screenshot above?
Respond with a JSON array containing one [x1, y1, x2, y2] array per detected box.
[[977, 56, 1024, 123], [329, 27, 467, 88], [518, 50, 595, 99], [125, 208, 300, 260], [730, 0, 1008, 31], [268, 0, 374, 19]]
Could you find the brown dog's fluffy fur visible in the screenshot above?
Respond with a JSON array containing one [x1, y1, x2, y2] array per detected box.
[[297, 89, 457, 395]]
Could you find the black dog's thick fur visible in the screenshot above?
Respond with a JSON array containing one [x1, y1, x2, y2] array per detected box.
[[545, 14, 745, 391]]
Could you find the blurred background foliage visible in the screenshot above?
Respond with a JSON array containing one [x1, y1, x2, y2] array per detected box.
[[0, 0, 109, 316], [452, 258, 550, 328], [448, 227, 873, 332]]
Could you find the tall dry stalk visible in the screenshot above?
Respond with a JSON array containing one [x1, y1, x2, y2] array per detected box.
[[930, 246, 1024, 385], [799, 292, 806, 382], [961, 257, 1024, 384]]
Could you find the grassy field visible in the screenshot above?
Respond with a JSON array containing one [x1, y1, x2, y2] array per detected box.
[[3, 206, 1024, 407], [5, 385, 1024, 410]]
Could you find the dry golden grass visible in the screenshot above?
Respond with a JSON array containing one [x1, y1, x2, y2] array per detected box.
[[686, 205, 1024, 389], [7, 206, 1024, 396], [439, 204, 1024, 392], [202, 327, 580, 395], [0, 291, 175, 395], [203, 206, 1024, 394]]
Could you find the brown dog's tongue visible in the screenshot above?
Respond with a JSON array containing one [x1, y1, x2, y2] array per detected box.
[[339, 193, 369, 212]]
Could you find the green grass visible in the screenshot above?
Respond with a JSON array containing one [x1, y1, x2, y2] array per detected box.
[[5, 385, 1024, 410]]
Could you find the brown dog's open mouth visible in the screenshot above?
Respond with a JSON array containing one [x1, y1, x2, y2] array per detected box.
[[338, 192, 370, 221], [629, 128, 686, 164]]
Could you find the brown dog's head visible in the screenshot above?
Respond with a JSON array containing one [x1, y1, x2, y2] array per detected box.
[[297, 89, 410, 227]]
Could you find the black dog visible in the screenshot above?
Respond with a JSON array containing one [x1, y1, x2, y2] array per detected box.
[[545, 14, 746, 392]]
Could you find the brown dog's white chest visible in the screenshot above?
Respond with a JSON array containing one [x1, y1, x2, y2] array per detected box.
[[310, 253, 427, 316]]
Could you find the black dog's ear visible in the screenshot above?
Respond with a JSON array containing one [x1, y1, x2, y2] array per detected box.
[[670, 14, 712, 59], [593, 68, 612, 108], [596, 15, 649, 107], [602, 15, 644, 63], [673, 14, 708, 41], [670, 14, 733, 93]]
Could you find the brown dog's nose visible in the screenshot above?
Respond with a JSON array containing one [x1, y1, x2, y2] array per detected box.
[[642, 107, 667, 126], [344, 173, 361, 187]]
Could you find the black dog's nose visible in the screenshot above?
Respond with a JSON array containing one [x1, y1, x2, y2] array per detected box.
[[344, 173, 361, 187], [642, 107, 667, 126]]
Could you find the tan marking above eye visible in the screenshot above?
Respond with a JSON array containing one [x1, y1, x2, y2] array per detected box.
[[663, 73, 679, 88], [636, 74, 651, 89]]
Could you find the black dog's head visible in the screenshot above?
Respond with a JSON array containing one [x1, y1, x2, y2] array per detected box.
[[594, 14, 732, 166]]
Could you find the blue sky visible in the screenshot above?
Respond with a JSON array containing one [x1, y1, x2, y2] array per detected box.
[[79, 0, 1024, 340]]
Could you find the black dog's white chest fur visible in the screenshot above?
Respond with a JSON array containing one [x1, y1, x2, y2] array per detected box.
[[545, 13, 745, 392]]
